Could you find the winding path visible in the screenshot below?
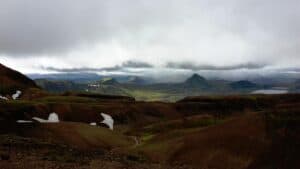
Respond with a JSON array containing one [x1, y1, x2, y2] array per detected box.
[[130, 136, 140, 147]]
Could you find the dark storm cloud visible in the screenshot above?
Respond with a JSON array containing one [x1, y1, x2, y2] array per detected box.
[[166, 62, 266, 71], [41, 60, 153, 73]]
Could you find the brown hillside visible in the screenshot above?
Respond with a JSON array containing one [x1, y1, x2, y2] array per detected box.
[[0, 63, 38, 94], [170, 113, 269, 169]]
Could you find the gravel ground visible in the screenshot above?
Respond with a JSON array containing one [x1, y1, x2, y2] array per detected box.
[[0, 134, 194, 169]]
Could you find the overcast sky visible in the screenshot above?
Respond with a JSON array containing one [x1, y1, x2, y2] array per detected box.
[[0, 0, 299, 79]]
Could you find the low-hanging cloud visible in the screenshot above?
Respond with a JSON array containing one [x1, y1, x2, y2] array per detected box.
[[121, 61, 153, 68], [41, 60, 153, 73], [166, 62, 267, 71]]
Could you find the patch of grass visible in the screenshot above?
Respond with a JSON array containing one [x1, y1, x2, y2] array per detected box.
[[141, 133, 155, 142], [141, 116, 224, 135], [36, 96, 97, 103], [124, 89, 169, 101]]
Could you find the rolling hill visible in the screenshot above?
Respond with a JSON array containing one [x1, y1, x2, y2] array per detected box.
[[35, 79, 85, 93], [0, 63, 38, 94]]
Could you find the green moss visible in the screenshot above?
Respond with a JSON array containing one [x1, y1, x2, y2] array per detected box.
[[141, 133, 155, 142]]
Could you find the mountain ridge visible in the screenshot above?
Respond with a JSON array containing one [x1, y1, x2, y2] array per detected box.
[[184, 73, 210, 88]]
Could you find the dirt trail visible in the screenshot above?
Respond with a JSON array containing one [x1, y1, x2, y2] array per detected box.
[[129, 136, 140, 147]]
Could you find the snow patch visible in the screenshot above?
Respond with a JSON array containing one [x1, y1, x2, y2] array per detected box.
[[0, 95, 8, 100], [90, 122, 97, 126], [100, 113, 114, 130], [16, 120, 33, 123], [48, 112, 59, 122], [32, 117, 48, 123], [32, 112, 60, 123], [251, 89, 288, 94], [12, 90, 22, 100]]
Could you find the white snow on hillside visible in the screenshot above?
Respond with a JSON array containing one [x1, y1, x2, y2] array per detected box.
[[32, 117, 49, 123], [16, 120, 33, 123], [32, 112, 60, 123], [90, 122, 97, 126], [12, 90, 22, 100], [0, 95, 8, 100], [100, 113, 114, 130], [48, 112, 59, 122]]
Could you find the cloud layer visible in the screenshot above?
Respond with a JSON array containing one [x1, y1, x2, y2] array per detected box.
[[0, 0, 299, 74], [166, 62, 266, 71], [41, 60, 153, 73]]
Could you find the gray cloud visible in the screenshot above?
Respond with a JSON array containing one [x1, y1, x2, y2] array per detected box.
[[166, 62, 267, 71], [40, 60, 153, 73], [0, 0, 299, 73], [121, 61, 153, 68], [0, 0, 174, 56]]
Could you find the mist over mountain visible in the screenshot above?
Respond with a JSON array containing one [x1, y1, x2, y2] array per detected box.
[[184, 74, 210, 89], [28, 71, 300, 102], [99, 77, 119, 85], [126, 76, 147, 85], [27, 73, 102, 83], [229, 81, 259, 90]]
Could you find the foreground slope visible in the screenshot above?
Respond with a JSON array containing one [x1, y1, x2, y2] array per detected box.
[[0, 94, 299, 169], [20, 122, 133, 150], [0, 63, 38, 94]]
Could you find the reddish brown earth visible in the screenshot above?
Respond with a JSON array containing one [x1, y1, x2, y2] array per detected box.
[[170, 112, 268, 169], [0, 63, 38, 94], [1, 95, 299, 169], [0, 134, 194, 169]]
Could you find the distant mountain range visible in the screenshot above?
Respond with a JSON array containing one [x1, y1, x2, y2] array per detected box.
[[28, 73, 102, 83], [27, 73, 152, 84], [1, 63, 298, 101], [34, 79, 84, 93], [33, 72, 295, 101]]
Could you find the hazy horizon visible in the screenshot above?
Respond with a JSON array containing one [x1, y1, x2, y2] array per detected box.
[[0, 0, 299, 81]]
